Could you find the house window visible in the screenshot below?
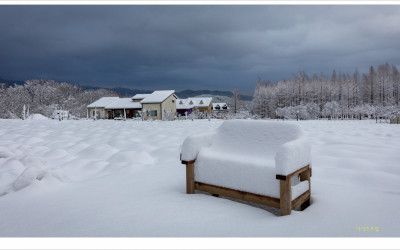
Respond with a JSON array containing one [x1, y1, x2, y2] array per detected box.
[[200, 100, 204, 104], [189, 100, 193, 105], [172, 100, 175, 103], [179, 100, 183, 104], [150, 110, 157, 116]]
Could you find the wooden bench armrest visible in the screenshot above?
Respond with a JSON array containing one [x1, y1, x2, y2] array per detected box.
[[180, 153, 196, 165], [181, 159, 195, 164], [276, 164, 311, 180]]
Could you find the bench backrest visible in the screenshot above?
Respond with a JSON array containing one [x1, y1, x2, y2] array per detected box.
[[210, 120, 303, 160]]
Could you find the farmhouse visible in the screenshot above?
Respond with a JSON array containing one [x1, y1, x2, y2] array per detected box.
[[176, 97, 213, 117], [87, 90, 177, 120], [212, 103, 229, 112], [140, 90, 178, 120], [87, 97, 119, 119]]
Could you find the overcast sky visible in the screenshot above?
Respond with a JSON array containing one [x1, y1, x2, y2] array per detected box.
[[1, 5, 400, 93]]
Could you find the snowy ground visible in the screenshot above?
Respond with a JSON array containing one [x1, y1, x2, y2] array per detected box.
[[0, 118, 399, 237]]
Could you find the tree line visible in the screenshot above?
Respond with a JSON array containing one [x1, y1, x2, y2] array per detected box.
[[0, 79, 119, 119], [252, 63, 400, 120]]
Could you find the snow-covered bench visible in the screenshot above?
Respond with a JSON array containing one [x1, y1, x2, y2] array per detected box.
[[180, 120, 312, 216]]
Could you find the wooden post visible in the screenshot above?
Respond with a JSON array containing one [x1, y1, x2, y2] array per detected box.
[[299, 167, 311, 211], [280, 178, 292, 216], [299, 167, 311, 190], [186, 162, 195, 194]]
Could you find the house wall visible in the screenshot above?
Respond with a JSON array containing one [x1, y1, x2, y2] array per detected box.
[[142, 94, 177, 120], [390, 117, 400, 124], [197, 103, 213, 114], [142, 103, 162, 120], [161, 94, 177, 119], [88, 108, 107, 119]]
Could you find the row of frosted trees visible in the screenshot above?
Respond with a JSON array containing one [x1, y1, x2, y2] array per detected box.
[[252, 63, 400, 120], [0, 79, 119, 119]]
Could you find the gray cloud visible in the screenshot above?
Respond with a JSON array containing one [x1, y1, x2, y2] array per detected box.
[[1, 5, 400, 93]]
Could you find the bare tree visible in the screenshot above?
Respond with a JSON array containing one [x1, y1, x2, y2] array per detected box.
[[231, 88, 241, 114]]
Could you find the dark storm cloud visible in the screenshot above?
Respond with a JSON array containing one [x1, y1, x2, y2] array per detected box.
[[1, 5, 400, 93]]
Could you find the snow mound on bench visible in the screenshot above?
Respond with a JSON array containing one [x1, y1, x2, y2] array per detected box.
[[188, 120, 311, 197], [211, 120, 303, 160], [180, 131, 216, 161]]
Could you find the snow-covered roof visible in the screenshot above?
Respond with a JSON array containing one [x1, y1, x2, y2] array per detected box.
[[140, 90, 176, 104], [87, 97, 119, 108], [104, 98, 142, 109], [132, 94, 151, 100], [176, 97, 213, 109], [213, 103, 229, 110]]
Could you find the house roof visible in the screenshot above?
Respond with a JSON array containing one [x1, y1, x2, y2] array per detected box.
[[176, 97, 213, 109], [140, 90, 176, 104], [87, 97, 119, 108], [132, 94, 151, 100], [104, 98, 142, 109]]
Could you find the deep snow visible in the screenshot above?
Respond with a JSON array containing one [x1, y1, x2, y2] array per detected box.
[[0, 118, 399, 237]]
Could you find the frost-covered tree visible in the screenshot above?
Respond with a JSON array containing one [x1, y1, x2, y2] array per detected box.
[[0, 79, 118, 119], [322, 101, 340, 119], [163, 110, 175, 121], [231, 89, 241, 114], [252, 63, 400, 120], [306, 102, 320, 119]]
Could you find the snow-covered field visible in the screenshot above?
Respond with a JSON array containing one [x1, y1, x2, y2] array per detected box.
[[0, 118, 399, 237]]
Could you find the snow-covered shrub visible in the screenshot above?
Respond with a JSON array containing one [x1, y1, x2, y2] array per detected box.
[[306, 103, 320, 119], [322, 101, 340, 119], [163, 110, 175, 121], [275, 103, 319, 120]]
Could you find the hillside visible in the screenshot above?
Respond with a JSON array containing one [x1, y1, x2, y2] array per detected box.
[[176, 89, 253, 101]]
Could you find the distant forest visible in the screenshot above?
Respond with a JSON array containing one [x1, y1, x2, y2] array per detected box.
[[252, 63, 400, 120], [0, 80, 118, 119]]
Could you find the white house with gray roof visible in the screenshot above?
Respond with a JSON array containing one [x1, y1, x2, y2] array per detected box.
[[140, 90, 178, 120], [87, 90, 177, 120]]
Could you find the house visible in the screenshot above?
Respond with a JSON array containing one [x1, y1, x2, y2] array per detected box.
[[104, 98, 142, 119], [140, 90, 177, 120], [212, 103, 229, 119], [87, 90, 178, 120], [176, 97, 213, 117], [87, 97, 119, 119], [390, 116, 400, 124], [212, 103, 229, 112]]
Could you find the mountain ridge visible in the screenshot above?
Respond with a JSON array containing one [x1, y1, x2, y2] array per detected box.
[[0, 77, 253, 101]]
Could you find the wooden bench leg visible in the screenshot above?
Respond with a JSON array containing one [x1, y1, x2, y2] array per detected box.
[[301, 198, 310, 211], [280, 178, 292, 216], [299, 168, 311, 192], [299, 167, 311, 211], [186, 163, 195, 194]]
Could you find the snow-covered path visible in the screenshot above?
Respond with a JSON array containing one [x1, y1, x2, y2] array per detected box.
[[0, 118, 399, 236]]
